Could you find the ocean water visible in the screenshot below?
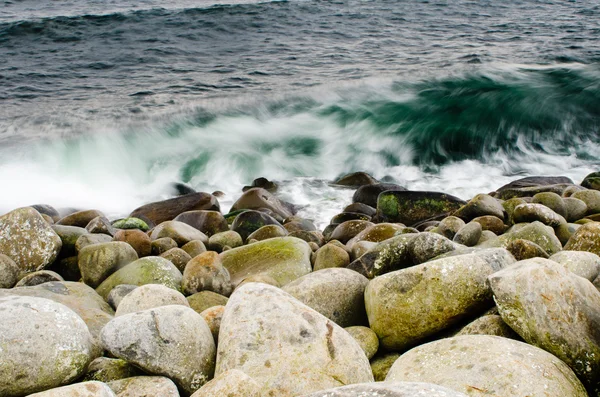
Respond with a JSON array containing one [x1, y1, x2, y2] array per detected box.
[[1, 0, 599, 226]]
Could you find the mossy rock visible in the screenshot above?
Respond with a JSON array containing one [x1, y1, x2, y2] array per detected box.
[[95, 256, 183, 299], [78, 242, 139, 288], [112, 217, 150, 231], [52, 224, 89, 258], [330, 212, 372, 225], [231, 210, 282, 241], [564, 197, 588, 222], [572, 189, 600, 215], [108, 376, 179, 396], [173, 210, 229, 237], [370, 352, 401, 382], [346, 223, 405, 248], [549, 250, 600, 281], [564, 221, 600, 256], [471, 215, 506, 235], [479, 221, 562, 255], [376, 191, 466, 226], [436, 216, 465, 240], [344, 326, 379, 360], [581, 171, 600, 191], [353, 183, 407, 208], [453, 222, 482, 247], [512, 203, 565, 227], [150, 220, 208, 246], [187, 290, 229, 314], [14, 270, 64, 287], [246, 224, 288, 243], [347, 234, 417, 279], [208, 231, 243, 252], [220, 236, 312, 287], [83, 357, 142, 383], [452, 194, 504, 221], [455, 314, 521, 340], [313, 243, 350, 271], [0, 254, 19, 288], [129, 192, 220, 228], [506, 238, 549, 261], [532, 191, 567, 217]]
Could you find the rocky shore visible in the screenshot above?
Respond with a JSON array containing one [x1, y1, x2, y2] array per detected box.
[[1, 171, 600, 396]]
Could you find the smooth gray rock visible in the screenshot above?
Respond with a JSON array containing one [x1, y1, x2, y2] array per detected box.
[[215, 283, 373, 396], [0, 207, 62, 278], [299, 382, 468, 397], [28, 382, 116, 397], [190, 369, 261, 397], [83, 357, 142, 383], [78, 242, 139, 288], [408, 232, 456, 264], [0, 296, 94, 397], [489, 258, 600, 395], [549, 250, 600, 281], [107, 376, 180, 397], [513, 203, 565, 227], [282, 268, 369, 327], [0, 253, 19, 288], [14, 269, 63, 287], [115, 284, 189, 316], [479, 221, 562, 255], [106, 284, 137, 310], [150, 221, 209, 246], [386, 335, 587, 397], [100, 305, 216, 395]]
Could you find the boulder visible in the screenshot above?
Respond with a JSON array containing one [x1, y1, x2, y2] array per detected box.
[[452, 193, 505, 221], [28, 382, 116, 397], [328, 220, 374, 244], [343, 202, 376, 217], [512, 203, 564, 227], [408, 232, 456, 264], [505, 238, 549, 260], [187, 291, 229, 314], [564, 221, 600, 255], [333, 171, 379, 187], [0, 254, 20, 288], [344, 326, 379, 359], [215, 283, 373, 396], [313, 243, 350, 271], [78, 242, 139, 288], [549, 250, 600, 281], [0, 296, 94, 397], [365, 253, 510, 351], [160, 248, 192, 272], [190, 369, 261, 397], [386, 335, 587, 396], [376, 191, 465, 226], [455, 314, 520, 339], [115, 284, 189, 316], [150, 221, 208, 246], [83, 357, 141, 383], [370, 353, 401, 382], [298, 382, 468, 397], [101, 305, 216, 395], [112, 217, 149, 232], [242, 177, 277, 192], [107, 376, 180, 397], [453, 222, 482, 247], [86, 216, 117, 236], [347, 234, 417, 278], [181, 240, 208, 257], [151, 237, 178, 255], [572, 189, 600, 214], [113, 230, 152, 257], [346, 223, 404, 248], [76, 234, 113, 252], [353, 183, 406, 208], [471, 215, 506, 234], [436, 216, 465, 240], [489, 258, 600, 394], [231, 188, 296, 220], [330, 212, 371, 225], [564, 197, 588, 222], [200, 305, 225, 343], [246, 224, 288, 242], [52, 225, 89, 258], [130, 192, 220, 228], [282, 268, 369, 327], [581, 171, 600, 190], [14, 269, 64, 287], [173, 210, 229, 237], [220, 237, 311, 287], [57, 209, 105, 227], [31, 204, 60, 222], [532, 191, 567, 217], [183, 251, 233, 297], [106, 284, 137, 310], [207, 231, 243, 252], [0, 207, 62, 278], [231, 210, 282, 241], [479, 221, 562, 255], [95, 257, 182, 299]]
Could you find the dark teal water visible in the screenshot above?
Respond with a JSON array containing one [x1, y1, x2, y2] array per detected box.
[[0, 0, 599, 222]]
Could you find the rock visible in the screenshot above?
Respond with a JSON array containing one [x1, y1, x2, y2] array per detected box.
[[57, 209, 105, 227], [115, 284, 189, 316], [183, 251, 233, 296], [173, 210, 229, 237], [86, 216, 117, 236], [200, 305, 225, 343], [564, 221, 600, 255], [330, 212, 371, 225], [95, 257, 183, 299], [231, 210, 282, 241], [572, 189, 600, 214], [106, 284, 137, 310], [289, 230, 324, 246], [549, 250, 600, 281], [328, 220, 374, 244], [453, 193, 505, 221], [298, 382, 469, 397], [231, 188, 296, 220], [532, 191, 567, 217], [207, 231, 243, 253], [190, 369, 261, 397], [53, 225, 89, 258], [220, 237, 311, 287], [333, 171, 378, 187], [436, 216, 465, 240], [83, 357, 141, 383], [78, 242, 139, 288], [0, 296, 94, 396], [343, 202, 376, 217], [512, 203, 564, 227], [344, 326, 379, 359], [160, 248, 192, 272], [151, 237, 178, 255], [479, 221, 562, 255], [313, 243, 350, 271], [353, 183, 406, 208], [0, 207, 62, 278], [497, 176, 575, 192], [246, 224, 288, 242], [215, 283, 373, 396], [181, 240, 207, 257], [151, 221, 208, 246], [112, 218, 149, 232], [113, 230, 152, 257], [101, 305, 216, 394], [242, 177, 278, 192], [505, 238, 549, 260], [187, 291, 229, 314], [108, 377, 179, 397], [498, 183, 575, 200], [476, 230, 497, 245], [237, 274, 280, 288], [282, 268, 369, 327], [283, 218, 317, 233], [31, 204, 60, 222], [0, 281, 114, 350], [371, 353, 401, 382], [453, 222, 482, 247], [471, 215, 506, 234], [386, 335, 587, 396], [501, 197, 527, 224], [347, 234, 417, 278], [130, 192, 220, 228], [455, 314, 520, 339], [489, 258, 600, 394], [346, 223, 404, 248], [376, 191, 466, 226], [564, 197, 588, 222], [14, 269, 64, 287], [581, 171, 600, 190], [365, 253, 510, 351], [28, 382, 116, 397], [0, 254, 20, 288], [76, 234, 113, 252], [409, 232, 456, 264]]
